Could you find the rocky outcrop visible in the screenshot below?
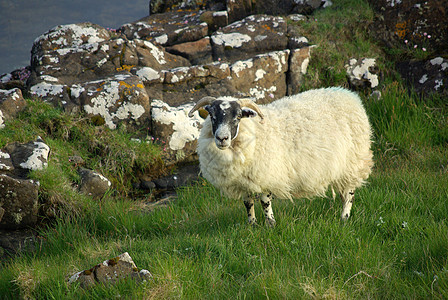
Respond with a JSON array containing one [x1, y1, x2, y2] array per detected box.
[[68, 252, 152, 288], [369, 0, 448, 96], [0, 88, 27, 129], [397, 57, 448, 96], [20, 10, 315, 166]]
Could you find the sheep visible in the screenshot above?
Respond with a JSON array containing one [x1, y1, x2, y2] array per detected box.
[[188, 87, 373, 226]]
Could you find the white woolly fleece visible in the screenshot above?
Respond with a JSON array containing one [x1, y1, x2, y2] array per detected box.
[[197, 87, 373, 200]]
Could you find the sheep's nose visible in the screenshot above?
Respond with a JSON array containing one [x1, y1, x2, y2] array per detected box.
[[216, 135, 229, 143]]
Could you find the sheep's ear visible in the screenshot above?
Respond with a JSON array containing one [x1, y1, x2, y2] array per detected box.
[[242, 108, 258, 118]]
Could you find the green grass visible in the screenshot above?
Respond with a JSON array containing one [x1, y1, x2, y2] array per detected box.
[[1, 0, 448, 299]]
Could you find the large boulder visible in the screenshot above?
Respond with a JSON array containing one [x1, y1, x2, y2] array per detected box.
[[211, 15, 288, 63], [397, 57, 448, 96], [0, 88, 27, 129], [0, 174, 39, 229], [118, 10, 209, 46], [76, 73, 151, 129], [369, 0, 447, 55]]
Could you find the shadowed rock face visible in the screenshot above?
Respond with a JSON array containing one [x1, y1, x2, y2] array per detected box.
[[369, 0, 448, 96]]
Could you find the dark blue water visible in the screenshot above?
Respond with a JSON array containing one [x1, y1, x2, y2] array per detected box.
[[0, 0, 149, 75]]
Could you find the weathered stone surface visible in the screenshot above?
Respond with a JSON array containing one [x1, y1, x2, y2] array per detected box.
[[0, 229, 37, 259], [0, 150, 14, 173], [166, 37, 213, 65], [151, 100, 203, 165], [397, 57, 448, 96], [0, 88, 27, 129], [0, 67, 32, 91], [78, 168, 111, 199], [227, 0, 331, 19], [345, 58, 380, 90], [369, 0, 448, 55], [119, 10, 208, 46], [68, 252, 152, 288], [4, 137, 50, 173], [77, 73, 151, 129], [152, 164, 200, 190], [287, 46, 315, 95], [211, 15, 288, 63], [0, 174, 39, 229]]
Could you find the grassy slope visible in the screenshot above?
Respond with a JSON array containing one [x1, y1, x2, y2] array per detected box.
[[1, 0, 447, 299]]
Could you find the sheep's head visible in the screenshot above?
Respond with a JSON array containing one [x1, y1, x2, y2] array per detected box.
[[188, 97, 264, 150]]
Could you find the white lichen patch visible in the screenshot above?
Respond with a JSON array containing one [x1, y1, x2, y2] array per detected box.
[[419, 74, 428, 84], [231, 59, 254, 77], [70, 84, 85, 98], [83, 76, 146, 130], [141, 40, 167, 65], [30, 82, 65, 98], [34, 23, 107, 48], [0, 150, 12, 170], [212, 32, 252, 48], [151, 100, 203, 151], [136, 67, 161, 82], [19, 140, 50, 171], [40, 75, 59, 82], [255, 69, 266, 82], [154, 34, 168, 45]]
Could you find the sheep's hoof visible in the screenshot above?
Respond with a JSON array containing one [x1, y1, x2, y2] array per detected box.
[[341, 213, 350, 221], [266, 218, 276, 227], [248, 218, 257, 226]]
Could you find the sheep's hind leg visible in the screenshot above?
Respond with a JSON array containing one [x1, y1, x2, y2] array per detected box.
[[244, 196, 257, 225], [260, 193, 276, 227], [340, 189, 355, 220]]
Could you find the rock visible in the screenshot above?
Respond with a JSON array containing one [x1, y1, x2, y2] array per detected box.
[[397, 57, 448, 96], [369, 0, 448, 56], [226, 0, 252, 23], [0, 88, 27, 128], [68, 252, 152, 288], [78, 168, 111, 199], [4, 137, 50, 175], [0, 150, 14, 173], [28, 21, 190, 112], [287, 46, 315, 95], [77, 73, 151, 130], [118, 10, 208, 46], [152, 164, 200, 190], [151, 100, 203, 165], [345, 58, 380, 90], [0, 229, 37, 259], [166, 37, 213, 65], [0, 67, 32, 91], [211, 14, 288, 63], [0, 174, 39, 229], [227, 0, 331, 19]]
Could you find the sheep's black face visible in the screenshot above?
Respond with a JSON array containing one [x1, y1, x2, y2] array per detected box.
[[205, 100, 257, 150]]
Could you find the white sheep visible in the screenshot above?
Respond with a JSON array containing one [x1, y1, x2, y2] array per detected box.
[[188, 87, 373, 226]]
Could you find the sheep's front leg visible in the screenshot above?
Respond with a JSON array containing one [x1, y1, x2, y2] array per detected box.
[[244, 196, 256, 225], [260, 193, 276, 227], [340, 189, 355, 220]]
